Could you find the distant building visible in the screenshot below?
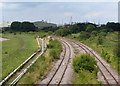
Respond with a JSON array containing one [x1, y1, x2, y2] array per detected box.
[[48, 36, 52, 39], [64, 24, 72, 28]]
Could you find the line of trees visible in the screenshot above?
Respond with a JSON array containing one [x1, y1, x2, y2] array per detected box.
[[11, 21, 36, 32], [3, 21, 36, 32], [3, 21, 120, 33], [53, 22, 120, 37]]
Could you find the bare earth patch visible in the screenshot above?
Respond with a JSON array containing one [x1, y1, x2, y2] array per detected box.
[[0, 37, 9, 42]]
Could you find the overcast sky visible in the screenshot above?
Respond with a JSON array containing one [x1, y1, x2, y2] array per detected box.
[[0, 2, 119, 24]]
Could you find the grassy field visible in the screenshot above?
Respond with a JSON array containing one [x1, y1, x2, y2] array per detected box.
[[17, 38, 62, 84], [67, 32, 119, 73], [2, 33, 38, 79], [0, 37, 2, 81]]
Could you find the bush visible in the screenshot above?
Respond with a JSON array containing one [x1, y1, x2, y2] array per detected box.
[[47, 44, 53, 49], [14, 33, 16, 35], [101, 49, 111, 63], [97, 36, 103, 45], [5, 52, 8, 54], [48, 39, 62, 60], [55, 28, 71, 36], [73, 54, 98, 73], [79, 31, 91, 40], [50, 49, 59, 59]]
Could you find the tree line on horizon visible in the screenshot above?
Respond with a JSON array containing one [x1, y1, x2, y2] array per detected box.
[[2, 21, 57, 32], [54, 22, 120, 37], [2, 21, 120, 33]]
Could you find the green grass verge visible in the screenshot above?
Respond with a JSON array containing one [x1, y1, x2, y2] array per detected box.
[[2, 33, 38, 79], [0, 40, 2, 81], [72, 54, 100, 84], [17, 39, 62, 84], [67, 32, 119, 73]]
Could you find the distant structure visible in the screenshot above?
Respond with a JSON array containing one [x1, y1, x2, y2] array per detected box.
[[118, 1, 120, 23], [69, 16, 73, 25]]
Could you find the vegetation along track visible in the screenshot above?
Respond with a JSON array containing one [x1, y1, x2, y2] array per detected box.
[[65, 38, 120, 86], [0, 38, 45, 86], [40, 36, 73, 85]]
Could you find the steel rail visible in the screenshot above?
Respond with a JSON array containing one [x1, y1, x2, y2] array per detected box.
[[58, 39, 72, 86], [46, 38, 67, 86], [68, 39, 119, 86]]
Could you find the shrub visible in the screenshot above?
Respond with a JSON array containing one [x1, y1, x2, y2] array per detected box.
[[5, 51, 8, 54], [72, 54, 98, 73], [97, 36, 103, 45], [47, 44, 53, 49], [14, 33, 16, 35], [79, 31, 91, 40], [101, 49, 111, 63], [48, 39, 62, 60], [50, 49, 59, 59]]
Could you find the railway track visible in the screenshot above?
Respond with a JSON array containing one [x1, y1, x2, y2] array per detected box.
[[65, 38, 120, 86], [0, 38, 46, 86], [40, 37, 73, 85]]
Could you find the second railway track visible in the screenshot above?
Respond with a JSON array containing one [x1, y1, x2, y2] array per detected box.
[[40, 37, 73, 85], [65, 38, 120, 86]]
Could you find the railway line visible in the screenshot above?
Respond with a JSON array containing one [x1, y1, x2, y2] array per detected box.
[[64, 38, 120, 86], [0, 38, 46, 86], [40, 36, 119, 85], [1, 36, 119, 85], [40, 37, 74, 85]]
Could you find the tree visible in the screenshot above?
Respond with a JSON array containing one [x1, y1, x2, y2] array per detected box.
[[10, 21, 36, 32], [10, 21, 21, 31], [91, 31, 98, 37], [86, 24, 96, 32], [97, 36, 103, 45], [21, 22, 36, 32], [69, 24, 79, 33], [79, 31, 91, 40], [106, 22, 120, 31], [55, 28, 71, 36]]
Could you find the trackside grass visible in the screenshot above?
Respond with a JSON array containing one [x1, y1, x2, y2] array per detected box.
[[0, 40, 2, 81], [67, 32, 119, 73], [72, 54, 100, 84], [2, 33, 38, 79], [17, 38, 62, 84]]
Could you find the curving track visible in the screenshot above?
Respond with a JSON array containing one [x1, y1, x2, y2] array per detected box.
[[40, 36, 119, 85], [40, 37, 74, 85], [65, 38, 120, 86], [4, 36, 119, 85]]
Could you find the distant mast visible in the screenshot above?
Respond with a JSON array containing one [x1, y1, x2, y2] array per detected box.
[[70, 16, 72, 25]]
